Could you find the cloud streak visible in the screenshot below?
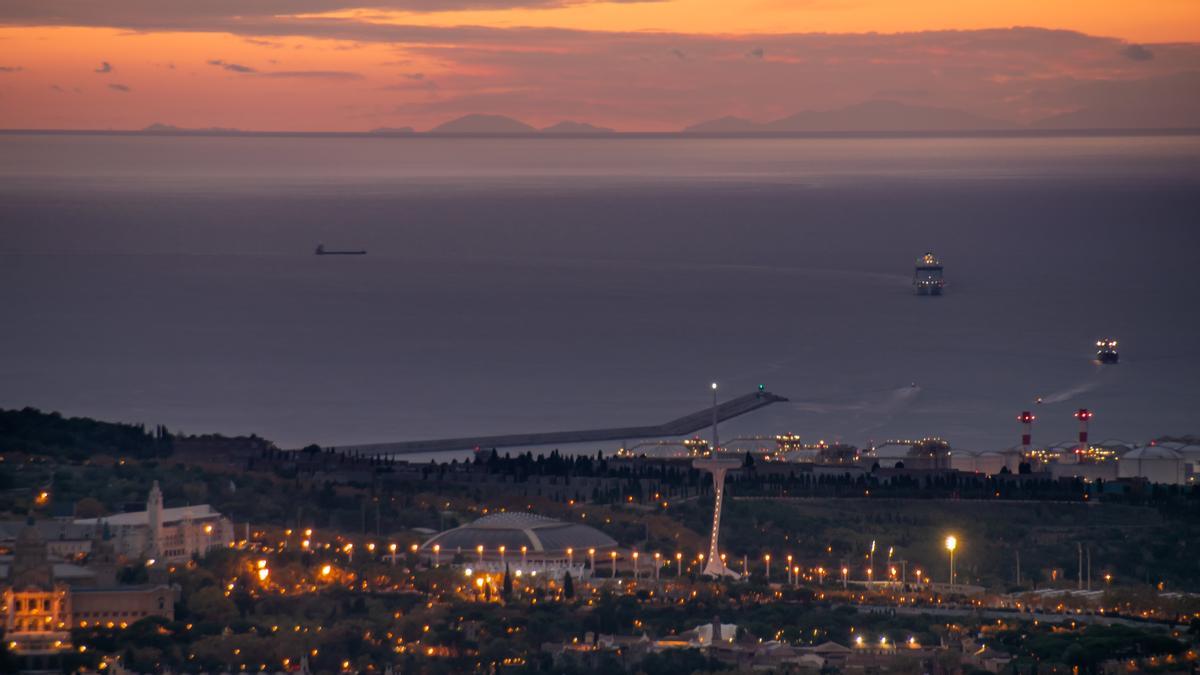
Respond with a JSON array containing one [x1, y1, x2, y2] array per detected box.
[[94, 61, 113, 73], [208, 59, 257, 73], [207, 59, 362, 79]]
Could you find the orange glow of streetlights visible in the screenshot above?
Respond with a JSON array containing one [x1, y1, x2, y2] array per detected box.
[[945, 536, 957, 587]]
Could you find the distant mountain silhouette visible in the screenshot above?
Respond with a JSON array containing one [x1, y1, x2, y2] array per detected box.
[[430, 114, 536, 134], [1030, 73, 1200, 130], [682, 116, 761, 133], [540, 120, 614, 134], [685, 101, 1013, 133], [368, 126, 416, 135], [142, 122, 242, 134]]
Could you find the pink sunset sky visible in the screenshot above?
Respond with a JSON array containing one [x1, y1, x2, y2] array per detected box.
[[0, 0, 1198, 131]]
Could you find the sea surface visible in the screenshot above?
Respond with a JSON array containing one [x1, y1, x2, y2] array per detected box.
[[2, 133, 1199, 455]]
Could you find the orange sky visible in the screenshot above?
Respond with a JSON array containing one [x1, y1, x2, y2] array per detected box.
[[364, 0, 1200, 42], [1, 0, 1198, 131]]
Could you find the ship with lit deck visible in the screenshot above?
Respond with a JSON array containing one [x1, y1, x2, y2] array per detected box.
[[913, 252, 944, 295], [1096, 338, 1119, 364]]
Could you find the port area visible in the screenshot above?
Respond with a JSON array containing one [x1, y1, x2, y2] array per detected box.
[[330, 389, 787, 456]]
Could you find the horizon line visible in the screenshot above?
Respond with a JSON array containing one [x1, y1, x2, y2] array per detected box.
[[4, 127, 1200, 140]]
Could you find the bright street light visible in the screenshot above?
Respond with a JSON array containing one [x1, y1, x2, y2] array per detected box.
[[945, 536, 958, 587]]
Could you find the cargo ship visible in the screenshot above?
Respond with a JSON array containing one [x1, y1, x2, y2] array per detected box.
[[1096, 338, 1119, 364], [913, 252, 945, 295], [315, 244, 366, 256]]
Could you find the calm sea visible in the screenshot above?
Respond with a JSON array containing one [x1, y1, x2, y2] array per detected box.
[[2, 133, 1198, 454]]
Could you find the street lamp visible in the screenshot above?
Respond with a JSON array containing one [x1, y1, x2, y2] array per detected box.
[[567, 547, 574, 570], [869, 540, 876, 582], [675, 552, 682, 577], [433, 544, 441, 567], [632, 551, 639, 580], [654, 552, 661, 581], [842, 566, 848, 590], [764, 554, 771, 580], [499, 545, 506, 566], [610, 551, 618, 579], [521, 545, 527, 568], [945, 536, 957, 587], [588, 548, 596, 573], [477, 544, 484, 564]]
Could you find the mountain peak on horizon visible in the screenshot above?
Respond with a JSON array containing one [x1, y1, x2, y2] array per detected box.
[[540, 120, 614, 134], [430, 114, 536, 134]]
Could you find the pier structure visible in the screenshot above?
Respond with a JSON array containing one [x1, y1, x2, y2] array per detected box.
[[329, 389, 787, 457]]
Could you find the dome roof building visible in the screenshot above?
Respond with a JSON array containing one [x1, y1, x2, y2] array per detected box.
[[419, 512, 616, 578], [423, 512, 615, 557]]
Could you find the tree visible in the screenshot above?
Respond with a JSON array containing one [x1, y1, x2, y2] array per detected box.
[[187, 586, 238, 625], [74, 497, 107, 519], [563, 571, 575, 599], [502, 564, 513, 600]]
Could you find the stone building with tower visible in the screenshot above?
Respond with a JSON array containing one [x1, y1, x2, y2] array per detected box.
[[74, 481, 235, 562], [1, 517, 177, 667]]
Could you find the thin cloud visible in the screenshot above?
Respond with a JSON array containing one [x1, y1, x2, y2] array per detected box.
[[1121, 44, 1154, 61], [94, 61, 112, 73], [746, 47, 764, 59], [0, 66, 23, 72], [207, 59, 360, 80], [262, 70, 362, 79], [0, 0, 659, 26], [208, 59, 257, 73], [108, 83, 130, 92]]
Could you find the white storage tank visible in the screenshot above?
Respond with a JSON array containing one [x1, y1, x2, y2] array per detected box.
[[1118, 445, 1186, 485]]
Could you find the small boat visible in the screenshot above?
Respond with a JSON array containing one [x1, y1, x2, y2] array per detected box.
[[315, 244, 366, 256], [1095, 338, 1119, 364], [913, 252, 945, 295]]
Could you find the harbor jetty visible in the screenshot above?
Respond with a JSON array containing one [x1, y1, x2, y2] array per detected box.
[[330, 389, 787, 456]]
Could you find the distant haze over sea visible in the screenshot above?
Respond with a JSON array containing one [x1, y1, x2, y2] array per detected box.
[[1, 133, 1198, 453]]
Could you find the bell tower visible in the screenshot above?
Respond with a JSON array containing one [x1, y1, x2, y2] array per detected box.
[[147, 481, 164, 559]]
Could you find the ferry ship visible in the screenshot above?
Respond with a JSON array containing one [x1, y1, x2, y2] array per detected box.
[[913, 252, 944, 295], [1096, 338, 1119, 364], [315, 244, 367, 256]]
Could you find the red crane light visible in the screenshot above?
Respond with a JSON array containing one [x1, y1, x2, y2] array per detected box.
[[1017, 411, 1035, 424], [1074, 408, 1093, 422]]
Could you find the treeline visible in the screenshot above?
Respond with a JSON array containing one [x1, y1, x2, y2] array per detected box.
[[0, 407, 172, 461]]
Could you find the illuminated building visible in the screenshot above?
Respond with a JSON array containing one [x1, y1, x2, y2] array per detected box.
[[1, 519, 175, 668], [75, 481, 233, 562]]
